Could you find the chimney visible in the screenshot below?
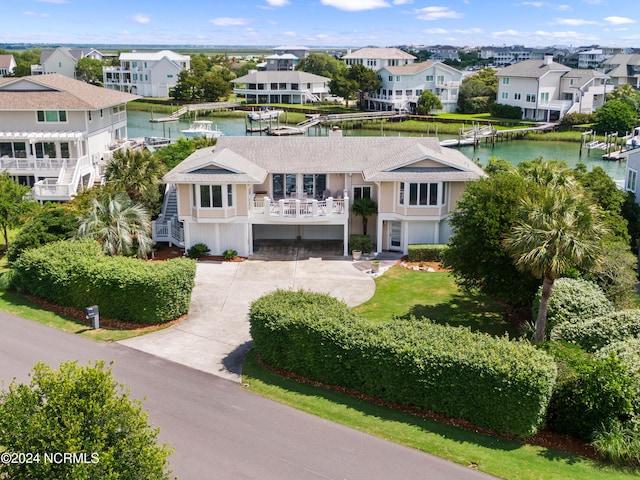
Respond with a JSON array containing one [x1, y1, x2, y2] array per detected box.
[[544, 54, 553, 66]]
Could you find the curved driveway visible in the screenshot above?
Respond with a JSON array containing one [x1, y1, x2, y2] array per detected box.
[[120, 258, 378, 381]]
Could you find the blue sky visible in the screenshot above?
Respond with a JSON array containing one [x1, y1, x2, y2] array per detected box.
[[2, 0, 638, 47]]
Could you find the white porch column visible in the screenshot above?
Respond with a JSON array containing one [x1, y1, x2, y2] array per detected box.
[[343, 221, 349, 256], [263, 197, 271, 217], [326, 198, 333, 217], [434, 221, 440, 244], [278, 199, 285, 217], [376, 218, 383, 254]]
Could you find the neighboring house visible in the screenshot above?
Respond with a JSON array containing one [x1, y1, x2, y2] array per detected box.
[[264, 46, 310, 71], [0, 74, 139, 202], [31, 47, 105, 77], [578, 49, 605, 69], [0, 55, 16, 77], [368, 61, 462, 113], [341, 47, 416, 71], [103, 50, 190, 97], [480, 45, 532, 66], [496, 55, 612, 121], [232, 71, 331, 104], [153, 136, 485, 257], [426, 45, 460, 63], [602, 53, 640, 88]]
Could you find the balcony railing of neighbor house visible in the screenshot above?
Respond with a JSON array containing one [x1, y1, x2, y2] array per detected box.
[[0, 156, 79, 172], [152, 215, 185, 247], [252, 197, 348, 219]]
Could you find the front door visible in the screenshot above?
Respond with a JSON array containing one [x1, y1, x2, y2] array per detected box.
[[389, 221, 402, 252]]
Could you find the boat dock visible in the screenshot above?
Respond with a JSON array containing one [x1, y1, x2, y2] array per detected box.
[[150, 101, 241, 123]]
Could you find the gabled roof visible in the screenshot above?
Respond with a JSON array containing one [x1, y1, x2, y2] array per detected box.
[[342, 47, 416, 60], [381, 60, 461, 76], [496, 59, 571, 78], [0, 55, 15, 69], [0, 74, 139, 110], [164, 137, 485, 184], [232, 70, 330, 84], [119, 50, 189, 62], [562, 69, 609, 89]]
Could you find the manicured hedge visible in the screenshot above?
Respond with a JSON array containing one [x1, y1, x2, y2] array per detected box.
[[551, 310, 640, 352], [250, 290, 557, 437], [349, 234, 372, 254], [12, 240, 196, 324], [533, 278, 614, 331], [407, 244, 448, 262]]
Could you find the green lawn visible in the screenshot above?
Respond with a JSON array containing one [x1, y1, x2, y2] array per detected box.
[[243, 352, 638, 480], [354, 267, 517, 337]]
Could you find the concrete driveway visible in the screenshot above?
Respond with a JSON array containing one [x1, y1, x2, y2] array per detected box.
[[119, 257, 379, 382]]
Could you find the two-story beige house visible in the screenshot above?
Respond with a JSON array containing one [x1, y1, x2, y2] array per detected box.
[[154, 136, 485, 257]]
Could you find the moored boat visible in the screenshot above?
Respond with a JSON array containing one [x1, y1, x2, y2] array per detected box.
[[248, 107, 284, 122], [181, 120, 225, 139]]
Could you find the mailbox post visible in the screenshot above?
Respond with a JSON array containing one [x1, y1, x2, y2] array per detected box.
[[85, 305, 100, 329]]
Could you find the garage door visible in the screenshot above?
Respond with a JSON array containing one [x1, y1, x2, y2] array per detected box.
[[253, 224, 297, 240], [301, 225, 343, 240]]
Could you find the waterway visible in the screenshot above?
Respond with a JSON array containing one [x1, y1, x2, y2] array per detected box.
[[127, 110, 627, 181]]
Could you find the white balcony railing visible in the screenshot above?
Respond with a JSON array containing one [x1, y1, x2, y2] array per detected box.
[[0, 157, 79, 172], [252, 197, 348, 220]]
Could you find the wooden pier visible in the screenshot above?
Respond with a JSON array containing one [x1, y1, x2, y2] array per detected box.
[[150, 101, 241, 123]]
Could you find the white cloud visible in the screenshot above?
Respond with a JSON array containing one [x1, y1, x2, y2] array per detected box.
[[393, 0, 412, 4], [282, 31, 297, 36], [23, 11, 50, 17], [130, 13, 151, 24], [556, 4, 571, 10], [210, 17, 251, 26], [492, 28, 599, 43], [555, 18, 598, 26], [415, 6, 462, 21], [265, 0, 289, 5], [604, 16, 635, 25], [424, 28, 449, 34], [520, 2, 543, 6], [320, 0, 391, 12]]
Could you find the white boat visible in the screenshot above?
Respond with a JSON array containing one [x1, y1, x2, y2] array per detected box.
[[181, 120, 224, 139], [248, 107, 284, 122], [626, 127, 640, 150]]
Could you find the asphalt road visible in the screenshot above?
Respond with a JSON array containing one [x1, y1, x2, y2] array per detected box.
[[0, 313, 495, 480]]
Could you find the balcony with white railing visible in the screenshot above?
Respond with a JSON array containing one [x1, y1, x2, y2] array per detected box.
[[0, 156, 79, 173], [251, 197, 349, 222], [152, 215, 185, 247]]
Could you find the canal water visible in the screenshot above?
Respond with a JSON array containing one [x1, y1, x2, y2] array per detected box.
[[127, 110, 627, 181]]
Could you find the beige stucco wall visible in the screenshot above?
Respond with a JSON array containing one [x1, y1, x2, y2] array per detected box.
[[448, 182, 466, 213], [378, 182, 396, 212], [235, 184, 248, 215], [178, 184, 191, 216]]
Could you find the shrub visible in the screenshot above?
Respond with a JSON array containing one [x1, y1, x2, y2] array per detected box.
[[223, 249, 237, 261], [532, 278, 614, 332], [551, 310, 640, 352], [349, 234, 372, 254], [187, 243, 210, 259], [13, 239, 196, 324], [407, 244, 448, 262], [250, 290, 557, 437], [592, 420, 640, 466], [559, 112, 595, 127], [547, 353, 636, 441], [597, 337, 640, 386], [489, 102, 522, 119]]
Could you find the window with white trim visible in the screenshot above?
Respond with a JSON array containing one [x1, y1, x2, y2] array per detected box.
[[192, 184, 234, 208], [501, 92, 508, 99], [37, 110, 67, 122], [626, 169, 637, 193], [399, 182, 444, 206], [502, 77, 510, 85], [514, 92, 521, 100], [353, 186, 372, 200]]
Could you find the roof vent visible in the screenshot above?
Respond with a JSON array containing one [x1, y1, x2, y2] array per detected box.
[[544, 54, 553, 66]]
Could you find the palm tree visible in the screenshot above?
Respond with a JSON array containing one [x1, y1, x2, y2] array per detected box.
[[77, 192, 153, 259], [503, 189, 606, 343], [351, 197, 378, 236], [104, 148, 166, 215]]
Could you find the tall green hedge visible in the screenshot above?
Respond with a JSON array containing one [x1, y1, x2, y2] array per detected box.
[[551, 310, 640, 352], [250, 290, 557, 437], [12, 240, 196, 324], [407, 244, 448, 262]]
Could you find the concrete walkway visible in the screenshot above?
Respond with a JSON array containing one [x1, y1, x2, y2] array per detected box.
[[119, 257, 392, 382]]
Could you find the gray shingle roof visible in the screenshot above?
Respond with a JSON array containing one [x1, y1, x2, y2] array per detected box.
[[0, 74, 139, 110], [496, 59, 571, 78], [342, 48, 416, 60], [165, 137, 485, 184], [231, 71, 330, 84]]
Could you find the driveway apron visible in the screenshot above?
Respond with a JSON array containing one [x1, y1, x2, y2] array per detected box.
[[119, 258, 375, 382]]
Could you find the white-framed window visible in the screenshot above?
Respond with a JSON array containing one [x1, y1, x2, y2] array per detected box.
[[526, 93, 536, 103], [192, 184, 234, 209], [426, 75, 434, 82], [436, 75, 444, 85], [540, 92, 549, 103], [36, 110, 67, 123], [501, 92, 509, 99], [388, 75, 393, 81], [502, 77, 510, 85], [399, 182, 446, 206], [514, 92, 521, 100], [353, 186, 372, 201], [626, 169, 637, 193]]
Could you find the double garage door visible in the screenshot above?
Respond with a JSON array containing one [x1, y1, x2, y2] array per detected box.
[[253, 224, 343, 241]]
